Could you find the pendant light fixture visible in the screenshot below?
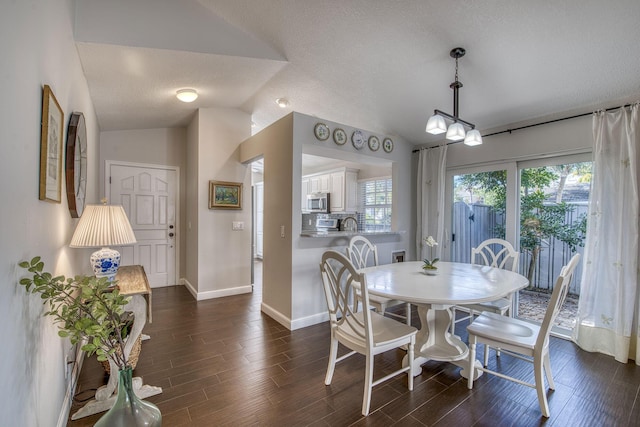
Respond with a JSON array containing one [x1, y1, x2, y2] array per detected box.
[[426, 47, 483, 146]]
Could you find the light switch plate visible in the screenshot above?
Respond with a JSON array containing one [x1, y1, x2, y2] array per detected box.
[[232, 221, 244, 231]]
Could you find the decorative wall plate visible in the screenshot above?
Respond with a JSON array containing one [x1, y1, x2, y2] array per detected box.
[[368, 135, 380, 151], [383, 137, 394, 153], [351, 130, 365, 150], [314, 122, 330, 141], [333, 128, 347, 145]]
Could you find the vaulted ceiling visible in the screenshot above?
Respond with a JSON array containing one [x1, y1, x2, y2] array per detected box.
[[75, 0, 640, 147]]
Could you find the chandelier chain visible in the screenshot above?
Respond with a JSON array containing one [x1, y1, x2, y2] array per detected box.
[[454, 57, 459, 83]]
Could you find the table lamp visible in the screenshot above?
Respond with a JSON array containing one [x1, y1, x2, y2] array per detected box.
[[70, 201, 137, 281]]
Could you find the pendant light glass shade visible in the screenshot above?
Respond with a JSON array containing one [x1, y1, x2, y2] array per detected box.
[[426, 114, 447, 134], [463, 129, 483, 146], [445, 122, 466, 141]]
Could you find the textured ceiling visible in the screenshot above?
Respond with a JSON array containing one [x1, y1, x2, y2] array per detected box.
[[75, 0, 640, 147]]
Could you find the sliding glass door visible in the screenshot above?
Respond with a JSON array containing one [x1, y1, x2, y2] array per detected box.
[[516, 156, 591, 330], [446, 155, 591, 332]]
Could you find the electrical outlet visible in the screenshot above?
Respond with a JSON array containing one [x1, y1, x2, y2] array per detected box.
[[280, 225, 285, 238], [232, 221, 244, 231]]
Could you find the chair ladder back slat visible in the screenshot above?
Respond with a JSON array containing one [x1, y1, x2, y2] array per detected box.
[[347, 236, 379, 269], [472, 238, 519, 272], [321, 251, 371, 343]]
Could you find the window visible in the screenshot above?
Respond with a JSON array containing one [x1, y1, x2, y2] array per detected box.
[[360, 177, 392, 231]]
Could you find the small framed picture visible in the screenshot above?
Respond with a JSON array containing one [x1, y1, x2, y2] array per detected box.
[[39, 85, 64, 202], [209, 180, 243, 209]]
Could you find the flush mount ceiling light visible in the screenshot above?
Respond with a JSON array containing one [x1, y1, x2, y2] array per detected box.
[[275, 98, 290, 108], [426, 47, 483, 146], [176, 88, 198, 103]]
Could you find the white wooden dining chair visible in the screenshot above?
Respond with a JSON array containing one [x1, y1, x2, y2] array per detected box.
[[450, 238, 519, 334], [347, 235, 412, 325], [466, 253, 580, 418], [319, 250, 417, 416]]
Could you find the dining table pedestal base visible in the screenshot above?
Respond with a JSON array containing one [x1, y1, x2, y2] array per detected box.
[[402, 303, 483, 380]]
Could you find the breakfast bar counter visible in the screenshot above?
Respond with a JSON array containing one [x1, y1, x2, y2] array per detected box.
[[300, 230, 404, 238]]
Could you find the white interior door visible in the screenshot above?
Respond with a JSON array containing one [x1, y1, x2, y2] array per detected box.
[[107, 162, 178, 287]]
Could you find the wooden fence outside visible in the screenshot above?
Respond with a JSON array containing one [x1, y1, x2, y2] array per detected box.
[[451, 201, 586, 296]]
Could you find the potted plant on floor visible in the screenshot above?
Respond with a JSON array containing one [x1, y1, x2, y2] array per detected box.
[[19, 256, 162, 426]]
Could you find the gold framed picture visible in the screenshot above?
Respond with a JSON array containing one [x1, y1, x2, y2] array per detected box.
[[39, 85, 64, 202], [209, 180, 242, 209]]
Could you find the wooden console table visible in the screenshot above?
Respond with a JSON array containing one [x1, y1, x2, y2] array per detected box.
[[71, 265, 163, 420]]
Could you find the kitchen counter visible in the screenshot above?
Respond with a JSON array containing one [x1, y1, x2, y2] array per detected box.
[[300, 230, 404, 238]]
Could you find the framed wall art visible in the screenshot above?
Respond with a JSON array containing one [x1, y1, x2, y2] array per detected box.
[[209, 180, 243, 209], [39, 85, 64, 202]]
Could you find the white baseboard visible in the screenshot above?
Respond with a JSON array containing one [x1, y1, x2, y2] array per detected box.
[[260, 302, 291, 329], [180, 278, 252, 301], [56, 345, 85, 427], [260, 302, 329, 331], [290, 311, 329, 330]]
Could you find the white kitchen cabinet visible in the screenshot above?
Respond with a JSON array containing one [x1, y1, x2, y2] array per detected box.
[[309, 174, 330, 193], [302, 167, 358, 213], [330, 171, 345, 211]]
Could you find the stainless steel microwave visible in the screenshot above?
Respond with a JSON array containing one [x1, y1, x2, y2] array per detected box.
[[306, 192, 330, 213]]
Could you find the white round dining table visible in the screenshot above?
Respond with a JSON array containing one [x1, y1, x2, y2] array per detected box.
[[359, 261, 529, 377]]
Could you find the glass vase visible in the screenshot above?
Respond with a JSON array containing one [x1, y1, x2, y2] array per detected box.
[[95, 366, 162, 427]]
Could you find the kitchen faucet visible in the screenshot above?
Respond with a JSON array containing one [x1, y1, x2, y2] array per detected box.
[[341, 216, 358, 232]]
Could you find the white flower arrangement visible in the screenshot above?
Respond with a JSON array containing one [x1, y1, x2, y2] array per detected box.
[[423, 236, 439, 270]]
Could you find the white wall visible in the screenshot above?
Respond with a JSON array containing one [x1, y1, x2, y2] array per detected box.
[[185, 113, 200, 290], [186, 108, 253, 299], [99, 128, 187, 278], [240, 114, 295, 320], [0, 1, 100, 425]]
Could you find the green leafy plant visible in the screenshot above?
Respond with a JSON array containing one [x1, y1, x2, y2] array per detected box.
[[423, 236, 439, 270], [19, 256, 132, 369]]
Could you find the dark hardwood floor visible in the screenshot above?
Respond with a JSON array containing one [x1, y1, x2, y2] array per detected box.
[[68, 264, 640, 426]]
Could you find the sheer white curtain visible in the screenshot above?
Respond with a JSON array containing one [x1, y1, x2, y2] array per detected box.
[[573, 104, 640, 364], [416, 145, 447, 261]]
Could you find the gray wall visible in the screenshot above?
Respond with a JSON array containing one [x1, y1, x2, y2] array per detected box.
[[0, 1, 101, 425]]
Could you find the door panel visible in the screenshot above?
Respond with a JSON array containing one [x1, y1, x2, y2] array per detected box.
[[446, 163, 517, 263], [109, 163, 177, 287]]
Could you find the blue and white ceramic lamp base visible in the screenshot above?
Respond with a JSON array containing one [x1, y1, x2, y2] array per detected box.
[[90, 247, 121, 281]]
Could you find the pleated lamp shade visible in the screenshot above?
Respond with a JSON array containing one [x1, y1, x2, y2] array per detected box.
[[70, 204, 137, 280]]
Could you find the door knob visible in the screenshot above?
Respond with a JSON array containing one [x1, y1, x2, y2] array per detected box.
[[169, 233, 174, 237]]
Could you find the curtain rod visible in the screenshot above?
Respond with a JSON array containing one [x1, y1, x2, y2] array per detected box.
[[412, 102, 636, 153]]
